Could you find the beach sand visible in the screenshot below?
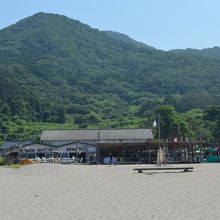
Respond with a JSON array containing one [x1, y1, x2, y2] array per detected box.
[[0, 163, 220, 220]]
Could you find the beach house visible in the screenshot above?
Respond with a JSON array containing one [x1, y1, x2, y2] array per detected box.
[[40, 128, 153, 163]]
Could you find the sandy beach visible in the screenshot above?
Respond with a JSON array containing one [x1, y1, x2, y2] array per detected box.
[[0, 163, 220, 220]]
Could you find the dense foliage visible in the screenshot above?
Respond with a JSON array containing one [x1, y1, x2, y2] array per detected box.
[[0, 156, 6, 166], [1, 12, 220, 142], [170, 46, 220, 60]]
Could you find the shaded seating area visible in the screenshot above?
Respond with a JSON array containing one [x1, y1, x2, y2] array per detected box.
[[97, 141, 209, 164], [2, 141, 96, 164]]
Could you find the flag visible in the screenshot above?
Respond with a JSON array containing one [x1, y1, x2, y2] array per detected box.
[[153, 116, 160, 127], [153, 119, 157, 127]]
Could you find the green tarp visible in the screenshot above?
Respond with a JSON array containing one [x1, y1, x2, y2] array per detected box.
[[206, 155, 220, 163]]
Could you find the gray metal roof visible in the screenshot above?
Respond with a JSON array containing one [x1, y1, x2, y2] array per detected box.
[[41, 129, 153, 141], [1, 141, 33, 149]]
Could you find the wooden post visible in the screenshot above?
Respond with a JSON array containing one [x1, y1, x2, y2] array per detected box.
[[200, 145, 202, 163], [188, 144, 191, 163], [174, 145, 176, 161], [96, 146, 100, 164], [122, 144, 125, 162]]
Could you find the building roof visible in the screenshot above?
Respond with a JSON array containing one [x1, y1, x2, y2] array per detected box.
[[1, 141, 33, 149], [41, 129, 153, 142]]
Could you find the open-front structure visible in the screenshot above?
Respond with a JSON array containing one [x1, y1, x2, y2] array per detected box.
[[97, 140, 209, 164]]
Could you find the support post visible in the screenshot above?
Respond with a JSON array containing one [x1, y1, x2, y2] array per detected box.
[[200, 145, 202, 163], [122, 144, 125, 162], [148, 145, 151, 163], [191, 146, 194, 163], [96, 146, 100, 164], [174, 145, 177, 161]]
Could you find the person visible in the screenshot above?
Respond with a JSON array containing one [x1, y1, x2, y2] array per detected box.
[[109, 153, 113, 166], [91, 153, 96, 164], [89, 153, 92, 164]]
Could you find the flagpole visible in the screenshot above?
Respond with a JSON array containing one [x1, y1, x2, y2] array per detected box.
[[154, 115, 162, 165], [158, 115, 161, 150], [157, 114, 162, 166]]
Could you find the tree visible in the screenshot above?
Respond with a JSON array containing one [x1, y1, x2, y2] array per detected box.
[[204, 105, 220, 141], [156, 105, 187, 140], [57, 106, 65, 123], [87, 112, 102, 124]]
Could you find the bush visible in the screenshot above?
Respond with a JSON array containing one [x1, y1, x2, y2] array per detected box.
[[87, 112, 102, 124], [0, 156, 6, 166]]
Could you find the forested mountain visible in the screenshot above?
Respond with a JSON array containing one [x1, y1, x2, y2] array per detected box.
[[170, 46, 220, 60], [1, 12, 220, 141], [104, 31, 155, 49]]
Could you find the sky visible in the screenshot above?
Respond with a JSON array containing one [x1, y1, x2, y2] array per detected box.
[[0, 0, 220, 51]]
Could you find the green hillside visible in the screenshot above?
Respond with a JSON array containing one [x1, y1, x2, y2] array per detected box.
[[1, 12, 220, 141], [104, 31, 155, 49], [170, 46, 220, 60]]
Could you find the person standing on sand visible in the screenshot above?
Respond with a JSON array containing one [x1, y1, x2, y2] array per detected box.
[[109, 153, 113, 166], [89, 153, 92, 164]]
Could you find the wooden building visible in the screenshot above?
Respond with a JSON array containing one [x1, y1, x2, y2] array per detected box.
[[40, 129, 153, 163]]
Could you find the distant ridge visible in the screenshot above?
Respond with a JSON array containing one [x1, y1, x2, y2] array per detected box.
[[170, 46, 220, 60], [104, 30, 155, 50]]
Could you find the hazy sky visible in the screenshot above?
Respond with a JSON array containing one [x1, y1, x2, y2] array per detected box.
[[1, 0, 219, 50]]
